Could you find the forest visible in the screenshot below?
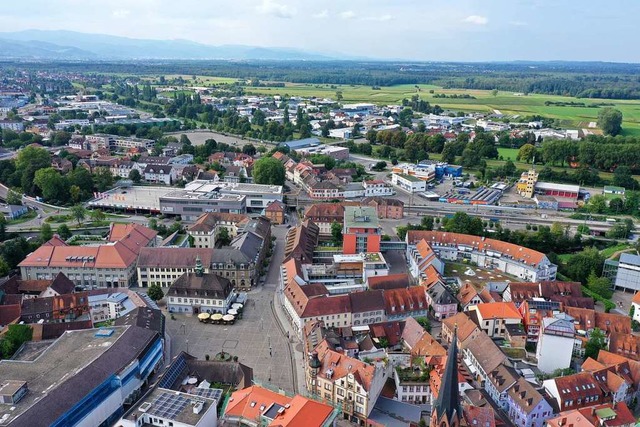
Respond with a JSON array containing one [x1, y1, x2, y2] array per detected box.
[[4, 59, 640, 99]]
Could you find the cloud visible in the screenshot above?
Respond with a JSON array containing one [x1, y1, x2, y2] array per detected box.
[[312, 9, 328, 19], [362, 14, 393, 22], [509, 20, 528, 26], [462, 15, 488, 25], [339, 10, 356, 20], [257, 0, 295, 19], [112, 9, 131, 18]]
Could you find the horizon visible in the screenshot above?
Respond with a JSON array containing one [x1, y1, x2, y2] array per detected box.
[[1, 0, 639, 62]]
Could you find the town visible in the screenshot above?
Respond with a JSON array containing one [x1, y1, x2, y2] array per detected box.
[[0, 26, 639, 427]]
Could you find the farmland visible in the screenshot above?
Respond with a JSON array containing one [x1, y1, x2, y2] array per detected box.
[[242, 82, 640, 136]]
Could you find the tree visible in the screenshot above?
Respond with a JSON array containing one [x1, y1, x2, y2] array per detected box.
[[69, 185, 81, 203], [491, 89, 499, 97], [93, 167, 114, 192], [443, 212, 484, 235], [242, 144, 257, 156], [331, 221, 343, 246], [565, 247, 605, 284], [587, 195, 607, 214], [216, 226, 231, 246], [36, 168, 69, 201], [90, 209, 106, 223], [180, 134, 192, 146], [253, 157, 285, 186], [308, 154, 336, 170], [597, 108, 623, 136], [517, 143, 537, 163], [0, 324, 33, 358], [584, 328, 607, 360], [129, 169, 141, 183], [613, 166, 638, 190], [40, 223, 53, 243], [587, 271, 613, 299], [147, 284, 164, 302], [6, 190, 21, 206], [15, 145, 51, 195], [57, 223, 72, 240], [71, 204, 87, 226], [371, 161, 387, 171]]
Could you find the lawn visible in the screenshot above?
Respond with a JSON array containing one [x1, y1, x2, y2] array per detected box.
[[600, 244, 634, 259], [497, 147, 520, 161]]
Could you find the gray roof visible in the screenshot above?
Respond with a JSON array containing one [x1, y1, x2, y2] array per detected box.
[[114, 306, 165, 336], [368, 396, 423, 427], [169, 272, 233, 300], [427, 282, 457, 305], [210, 248, 251, 265], [0, 326, 159, 426], [230, 231, 264, 263], [283, 137, 320, 149], [619, 253, 640, 266]]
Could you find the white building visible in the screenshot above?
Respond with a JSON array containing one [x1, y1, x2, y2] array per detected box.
[[329, 128, 353, 139], [392, 173, 426, 193], [144, 164, 175, 185], [393, 368, 430, 404], [536, 314, 575, 374], [88, 291, 137, 323], [118, 387, 218, 427], [363, 180, 394, 197]]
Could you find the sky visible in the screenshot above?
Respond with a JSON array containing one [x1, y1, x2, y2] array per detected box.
[[1, 0, 639, 62]]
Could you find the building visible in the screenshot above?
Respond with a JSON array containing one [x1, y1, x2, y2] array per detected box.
[[117, 387, 218, 427], [611, 253, 640, 292], [631, 293, 640, 323], [604, 186, 626, 196], [224, 385, 337, 427], [516, 169, 539, 198], [167, 260, 234, 315], [0, 325, 163, 426], [507, 377, 553, 427], [343, 206, 381, 254], [282, 137, 321, 151], [383, 287, 428, 321], [468, 302, 522, 338], [19, 224, 157, 289], [144, 164, 175, 185], [424, 281, 458, 320], [187, 212, 251, 249], [362, 197, 404, 220], [307, 340, 385, 425], [485, 364, 518, 411], [461, 332, 508, 386], [406, 231, 557, 282], [430, 327, 462, 427], [362, 180, 394, 197], [304, 203, 356, 237], [392, 163, 437, 182], [159, 180, 283, 219], [544, 372, 606, 412], [391, 173, 427, 193], [296, 144, 349, 160], [0, 204, 28, 220], [137, 247, 213, 288], [546, 403, 635, 427], [264, 200, 286, 224], [536, 313, 576, 373]]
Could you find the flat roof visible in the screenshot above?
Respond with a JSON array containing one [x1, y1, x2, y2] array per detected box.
[[344, 206, 380, 229], [395, 173, 422, 182], [535, 181, 580, 193], [123, 387, 217, 425], [88, 186, 170, 211], [0, 326, 156, 426]]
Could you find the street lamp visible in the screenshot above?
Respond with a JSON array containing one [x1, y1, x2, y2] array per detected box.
[[186, 339, 189, 353]]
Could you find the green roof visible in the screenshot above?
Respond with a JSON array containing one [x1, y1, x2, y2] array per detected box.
[[604, 186, 625, 192], [344, 206, 380, 229], [595, 408, 616, 419], [397, 173, 422, 182]]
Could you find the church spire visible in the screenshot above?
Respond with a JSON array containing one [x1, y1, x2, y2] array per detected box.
[[431, 325, 462, 427], [195, 255, 204, 277]]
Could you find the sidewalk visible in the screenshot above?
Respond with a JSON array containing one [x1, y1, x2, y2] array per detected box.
[[272, 288, 307, 395]]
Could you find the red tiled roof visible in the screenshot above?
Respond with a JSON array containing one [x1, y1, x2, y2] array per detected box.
[[303, 294, 351, 318], [472, 302, 521, 321], [608, 332, 640, 361], [368, 273, 410, 290], [314, 339, 377, 392], [0, 304, 20, 326], [407, 231, 547, 266], [383, 287, 427, 316]]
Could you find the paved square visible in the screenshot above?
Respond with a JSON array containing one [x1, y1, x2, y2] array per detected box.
[[165, 284, 295, 393]]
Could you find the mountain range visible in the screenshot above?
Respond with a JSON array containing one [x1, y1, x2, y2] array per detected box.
[[0, 30, 341, 61]]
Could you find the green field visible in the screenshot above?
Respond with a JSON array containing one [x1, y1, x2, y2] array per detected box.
[[243, 82, 640, 136], [497, 148, 520, 161]]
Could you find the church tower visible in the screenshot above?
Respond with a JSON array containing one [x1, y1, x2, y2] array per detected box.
[[430, 326, 462, 427]]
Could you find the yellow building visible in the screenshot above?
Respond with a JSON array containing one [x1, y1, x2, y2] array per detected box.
[[516, 169, 538, 198]]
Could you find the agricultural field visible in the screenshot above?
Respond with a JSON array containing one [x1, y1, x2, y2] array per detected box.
[[243, 82, 640, 136]]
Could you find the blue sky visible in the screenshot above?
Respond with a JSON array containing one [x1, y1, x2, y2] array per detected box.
[[1, 0, 639, 62]]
